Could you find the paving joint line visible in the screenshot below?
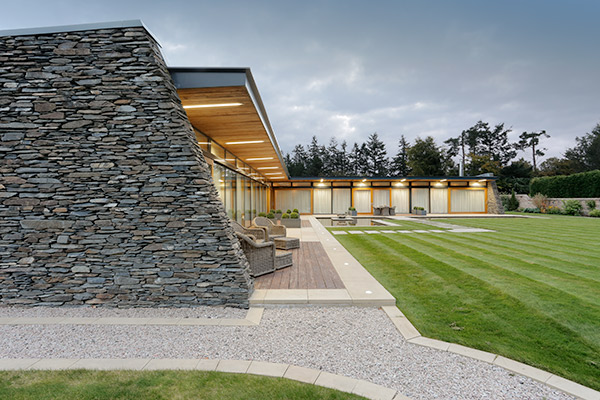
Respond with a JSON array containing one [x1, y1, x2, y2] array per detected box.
[[0, 307, 265, 327]]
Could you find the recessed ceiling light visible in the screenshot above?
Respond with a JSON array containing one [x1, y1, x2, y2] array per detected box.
[[257, 167, 279, 170], [478, 179, 487, 182], [246, 157, 273, 161], [183, 103, 242, 109], [270, 176, 285, 179], [225, 140, 265, 145], [264, 173, 283, 175], [401, 179, 407, 182]]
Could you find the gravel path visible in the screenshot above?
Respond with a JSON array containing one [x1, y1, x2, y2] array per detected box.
[[0, 306, 573, 400]]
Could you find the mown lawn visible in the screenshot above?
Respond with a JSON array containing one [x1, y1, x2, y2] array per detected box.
[[0, 370, 365, 400], [332, 214, 600, 390]]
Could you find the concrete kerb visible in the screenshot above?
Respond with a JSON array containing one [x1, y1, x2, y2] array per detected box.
[[0, 358, 411, 400], [0, 308, 265, 327], [381, 306, 600, 400]]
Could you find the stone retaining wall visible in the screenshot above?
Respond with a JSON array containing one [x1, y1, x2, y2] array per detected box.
[[486, 181, 504, 214], [516, 195, 599, 215], [0, 24, 253, 307]]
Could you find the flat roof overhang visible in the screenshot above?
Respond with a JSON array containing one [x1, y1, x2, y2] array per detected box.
[[169, 67, 289, 181]]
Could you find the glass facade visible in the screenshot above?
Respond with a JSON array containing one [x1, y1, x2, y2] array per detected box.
[[212, 162, 268, 226]]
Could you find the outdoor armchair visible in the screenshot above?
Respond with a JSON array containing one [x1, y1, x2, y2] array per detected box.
[[235, 232, 292, 277], [230, 220, 267, 242], [252, 217, 286, 240]]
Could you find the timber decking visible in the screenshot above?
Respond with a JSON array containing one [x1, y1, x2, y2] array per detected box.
[[254, 241, 345, 289]]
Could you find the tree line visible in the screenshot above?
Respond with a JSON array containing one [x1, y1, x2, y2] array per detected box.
[[284, 121, 600, 193]]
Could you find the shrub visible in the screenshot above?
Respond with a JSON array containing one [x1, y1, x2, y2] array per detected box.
[[266, 212, 275, 219], [562, 199, 583, 216], [293, 208, 299, 213], [522, 207, 541, 213], [530, 170, 600, 198], [413, 206, 425, 210], [546, 206, 562, 214], [286, 209, 292, 214], [275, 209, 282, 214], [507, 190, 520, 211], [269, 209, 275, 214], [258, 212, 266, 217], [531, 193, 549, 212], [586, 200, 597, 210], [290, 212, 299, 219], [589, 209, 600, 217], [348, 207, 356, 211], [282, 213, 290, 219]]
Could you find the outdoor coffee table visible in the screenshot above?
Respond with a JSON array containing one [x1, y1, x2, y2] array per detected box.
[[273, 237, 300, 250]]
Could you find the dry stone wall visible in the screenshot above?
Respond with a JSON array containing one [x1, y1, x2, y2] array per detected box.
[[486, 181, 504, 214], [0, 25, 253, 307]]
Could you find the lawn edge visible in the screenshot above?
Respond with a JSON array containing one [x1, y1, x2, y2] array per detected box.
[[0, 358, 407, 400], [381, 306, 600, 400]]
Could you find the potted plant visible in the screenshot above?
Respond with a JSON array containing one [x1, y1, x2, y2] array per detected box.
[[266, 211, 275, 220], [281, 211, 301, 228], [286, 209, 292, 214], [274, 209, 283, 220], [348, 206, 357, 216], [258, 212, 267, 217], [412, 206, 427, 216]]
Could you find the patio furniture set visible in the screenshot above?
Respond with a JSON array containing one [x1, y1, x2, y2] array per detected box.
[[373, 206, 396, 216], [231, 217, 300, 277]]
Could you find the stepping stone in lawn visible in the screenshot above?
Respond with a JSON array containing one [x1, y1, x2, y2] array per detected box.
[[381, 230, 397, 233], [332, 231, 348, 235], [348, 230, 364, 234], [430, 230, 446, 233], [396, 230, 412, 233], [413, 230, 430, 233], [365, 231, 380, 234]]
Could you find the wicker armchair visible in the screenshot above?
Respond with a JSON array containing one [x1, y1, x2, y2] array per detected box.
[[235, 232, 292, 277], [252, 217, 286, 240], [230, 220, 267, 242]]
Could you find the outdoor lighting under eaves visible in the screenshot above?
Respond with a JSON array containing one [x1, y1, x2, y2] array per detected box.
[[246, 157, 273, 161], [257, 167, 279, 170], [401, 178, 406, 182], [183, 102, 242, 109], [264, 173, 283, 175], [225, 140, 265, 145], [440, 179, 447, 182], [478, 179, 487, 182]]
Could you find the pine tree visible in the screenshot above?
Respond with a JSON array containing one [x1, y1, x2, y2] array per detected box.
[[406, 136, 445, 176], [306, 136, 325, 176], [391, 135, 410, 176], [364, 133, 389, 176]]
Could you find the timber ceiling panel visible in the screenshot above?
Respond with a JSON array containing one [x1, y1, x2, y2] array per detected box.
[[178, 86, 286, 179]]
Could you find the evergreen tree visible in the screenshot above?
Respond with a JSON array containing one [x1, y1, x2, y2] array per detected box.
[[306, 136, 325, 176], [444, 130, 467, 172], [364, 133, 389, 176], [463, 121, 516, 174], [516, 130, 550, 172], [348, 142, 368, 176], [407, 136, 445, 176], [564, 123, 600, 172], [339, 140, 350, 175], [287, 144, 308, 176], [391, 135, 411, 176]]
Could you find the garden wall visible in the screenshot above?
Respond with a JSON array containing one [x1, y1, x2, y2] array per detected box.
[[0, 23, 253, 307], [516, 195, 599, 216]]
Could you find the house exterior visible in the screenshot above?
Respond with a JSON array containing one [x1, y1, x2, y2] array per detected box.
[[0, 21, 502, 308]]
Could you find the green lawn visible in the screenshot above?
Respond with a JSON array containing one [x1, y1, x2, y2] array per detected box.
[[0, 370, 365, 400], [333, 214, 600, 390]]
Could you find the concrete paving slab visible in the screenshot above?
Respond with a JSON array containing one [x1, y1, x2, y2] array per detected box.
[[308, 289, 352, 304], [262, 289, 308, 304], [408, 336, 450, 351], [381, 305, 405, 318], [216, 359, 251, 374], [315, 371, 359, 393], [397, 230, 412, 233], [177, 318, 218, 326], [144, 359, 199, 370], [7, 317, 66, 325], [381, 230, 397, 233], [245, 307, 264, 325], [94, 317, 149, 325], [195, 359, 219, 371], [70, 359, 150, 370], [56, 317, 101, 325], [393, 392, 413, 400], [447, 344, 497, 363], [147, 317, 182, 325], [0, 317, 17, 324], [0, 358, 39, 370], [249, 289, 267, 305], [365, 231, 380, 234], [430, 230, 446, 233], [389, 316, 421, 340], [413, 230, 430, 233], [493, 356, 552, 383], [353, 380, 398, 400], [247, 361, 288, 377], [332, 231, 348, 235], [545, 375, 600, 400], [217, 318, 255, 326], [29, 359, 78, 370], [348, 230, 364, 234], [284, 365, 321, 384]]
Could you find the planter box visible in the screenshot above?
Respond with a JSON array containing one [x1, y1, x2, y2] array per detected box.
[[412, 209, 427, 216], [348, 210, 357, 216], [274, 213, 283, 220], [280, 218, 301, 228]]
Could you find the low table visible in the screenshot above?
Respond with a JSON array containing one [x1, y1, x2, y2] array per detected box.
[[274, 237, 300, 250]]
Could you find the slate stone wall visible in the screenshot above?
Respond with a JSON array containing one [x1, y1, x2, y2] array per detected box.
[[0, 26, 253, 307], [487, 181, 504, 214]]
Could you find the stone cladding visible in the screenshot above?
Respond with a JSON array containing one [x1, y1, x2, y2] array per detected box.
[[486, 181, 504, 214], [0, 25, 253, 307]]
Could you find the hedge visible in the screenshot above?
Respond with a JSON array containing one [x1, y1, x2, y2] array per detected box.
[[530, 170, 600, 198]]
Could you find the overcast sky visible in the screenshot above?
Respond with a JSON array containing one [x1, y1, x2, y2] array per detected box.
[[3, 0, 599, 163]]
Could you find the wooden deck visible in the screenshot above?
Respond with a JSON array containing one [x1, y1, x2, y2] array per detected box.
[[254, 241, 345, 289]]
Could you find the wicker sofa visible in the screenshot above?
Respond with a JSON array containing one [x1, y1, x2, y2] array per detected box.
[[252, 217, 286, 240], [235, 232, 293, 277]]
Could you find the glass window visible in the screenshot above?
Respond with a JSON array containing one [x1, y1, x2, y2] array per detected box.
[[211, 142, 225, 160], [195, 130, 210, 152]]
